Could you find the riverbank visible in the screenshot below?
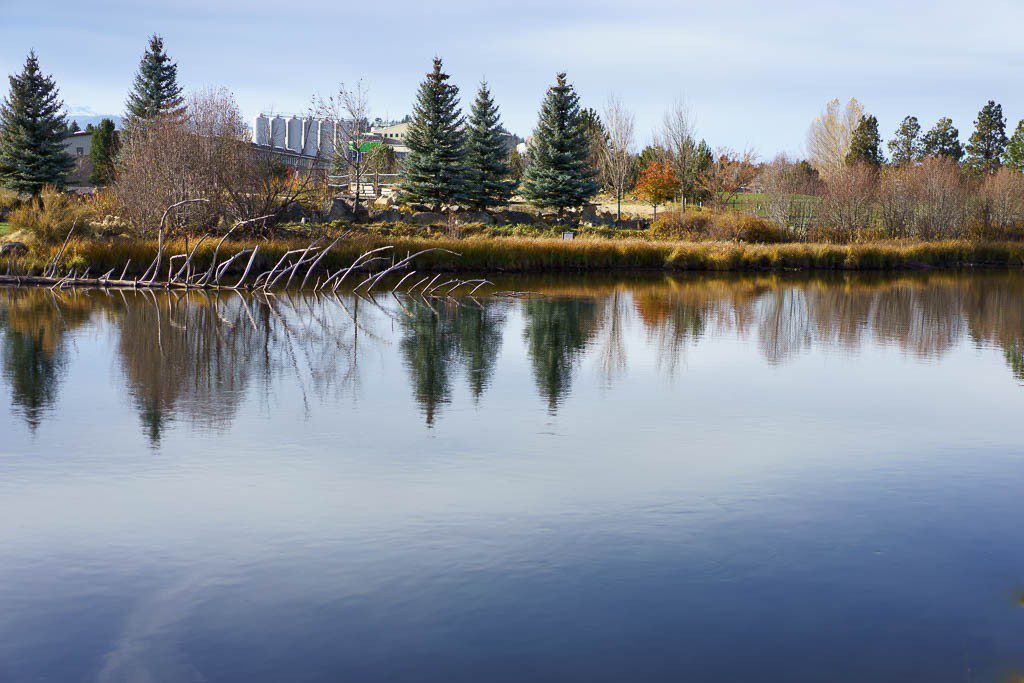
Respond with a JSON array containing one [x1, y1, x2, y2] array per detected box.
[[14, 235, 1024, 279]]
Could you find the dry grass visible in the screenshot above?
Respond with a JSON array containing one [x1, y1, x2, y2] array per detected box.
[[15, 234, 1024, 279]]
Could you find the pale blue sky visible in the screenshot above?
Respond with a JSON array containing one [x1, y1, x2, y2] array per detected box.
[[3, 0, 1023, 156]]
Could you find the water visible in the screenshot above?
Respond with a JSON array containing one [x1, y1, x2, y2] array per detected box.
[[1, 271, 1023, 682]]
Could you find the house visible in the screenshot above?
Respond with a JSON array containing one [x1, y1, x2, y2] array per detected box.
[[61, 130, 94, 187]]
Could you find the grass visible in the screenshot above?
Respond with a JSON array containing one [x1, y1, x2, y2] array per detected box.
[[0, 222, 9, 238], [15, 234, 1024, 279]]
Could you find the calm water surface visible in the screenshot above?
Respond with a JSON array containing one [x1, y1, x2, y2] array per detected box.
[[1, 272, 1023, 682]]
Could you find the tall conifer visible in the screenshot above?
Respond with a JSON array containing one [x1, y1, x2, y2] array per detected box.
[[400, 58, 467, 211], [125, 35, 184, 126], [464, 82, 514, 210], [966, 100, 1008, 174], [0, 51, 74, 193], [521, 73, 598, 215]]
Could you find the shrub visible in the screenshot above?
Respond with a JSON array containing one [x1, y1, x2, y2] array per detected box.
[[708, 212, 789, 243], [649, 209, 711, 239], [0, 187, 21, 218], [8, 186, 95, 243]]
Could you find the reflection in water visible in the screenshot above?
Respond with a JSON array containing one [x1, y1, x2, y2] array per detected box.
[[0, 290, 91, 429], [2, 271, 1023, 437], [522, 296, 602, 411]]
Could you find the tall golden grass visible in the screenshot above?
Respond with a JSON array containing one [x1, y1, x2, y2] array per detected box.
[[18, 235, 1024, 278]]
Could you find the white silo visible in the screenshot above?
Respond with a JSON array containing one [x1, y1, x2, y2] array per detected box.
[[286, 116, 302, 153], [270, 116, 286, 148], [302, 117, 319, 156], [319, 120, 335, 157], [254, 114, 270, 146]]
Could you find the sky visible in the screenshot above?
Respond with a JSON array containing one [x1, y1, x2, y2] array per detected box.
[[2, 0, 1024, 157]]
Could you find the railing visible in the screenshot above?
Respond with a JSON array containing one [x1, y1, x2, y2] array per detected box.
[[327, 172, 401, 196]]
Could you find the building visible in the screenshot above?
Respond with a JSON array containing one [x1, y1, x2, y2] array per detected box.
[[61, 130, 94, 187], [252, 114, 410, 169]]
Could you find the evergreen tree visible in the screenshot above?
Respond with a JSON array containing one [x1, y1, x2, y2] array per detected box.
[[89, 118, 119, 185], [67, 120, 80, 134], [888, 115, 922, 166], [846, 114, 884, 167], [0, 51, 74, 193], [124, 34, 185, 127], [1003, 120, 1024, 172], [520, 73, 599, 215], [965, 101, 1007, 174], [84, 123, 95, 133], [399, 57, 467, 211], [921, 117, 964, 161], [463, 81, 514, 210]]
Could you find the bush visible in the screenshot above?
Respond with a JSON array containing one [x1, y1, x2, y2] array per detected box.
[[0, 187, 21, 219], [649, 209, 711, 239], [8, 186, 95, 243], [708, 212, 789, 243]]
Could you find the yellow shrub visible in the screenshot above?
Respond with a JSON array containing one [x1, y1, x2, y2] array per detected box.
[[8, 186, 95, 243]]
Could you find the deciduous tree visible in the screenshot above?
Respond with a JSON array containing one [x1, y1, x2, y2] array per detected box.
[[806, 98, 863, 180], [600, 95, 636, 222], [634, 160, 677, 218]]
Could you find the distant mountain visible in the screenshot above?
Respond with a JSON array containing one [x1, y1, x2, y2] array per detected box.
[[66, 106, 123, 130]]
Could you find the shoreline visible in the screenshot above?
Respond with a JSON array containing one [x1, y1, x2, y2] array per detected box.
[[9, 236, 1024, 281]]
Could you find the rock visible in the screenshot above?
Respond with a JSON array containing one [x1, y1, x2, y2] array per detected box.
[[369, 208, 404, 223], [409, 211, 447, 226], [456, 211, 494, 225], [325, 198, 355, 221], [494, 210, 535, 226], [580, 204, 599, 222], [0, 242, 28, 258], [372, 195, 395, 209]]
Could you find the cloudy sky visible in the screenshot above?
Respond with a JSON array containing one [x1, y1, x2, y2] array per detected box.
[[2, 0, 1023, 156]]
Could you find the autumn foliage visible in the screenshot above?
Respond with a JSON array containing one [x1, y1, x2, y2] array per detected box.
[[634, 161, 678, 215]]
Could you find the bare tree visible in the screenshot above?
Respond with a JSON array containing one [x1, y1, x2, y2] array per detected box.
[[656, 99, 699, 203], [819, 162, 877, 241], [699, 148, 759, 210], [600, 95, 635, 223], [315, 81, 372, 215], [806, 98, 864, 181], [756, 155, 821, 238]]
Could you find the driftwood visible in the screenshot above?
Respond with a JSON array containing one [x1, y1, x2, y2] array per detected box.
[[0, 202, 497, 296]]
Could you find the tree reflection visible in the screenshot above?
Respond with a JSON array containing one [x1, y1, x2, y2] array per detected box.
[[400, 296, 508, 424], [0, 290, 92, 430], [522, 296, 601, 412]]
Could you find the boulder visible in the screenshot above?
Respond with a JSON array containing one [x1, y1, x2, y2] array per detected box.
[[409, 211, 447, 226], [456, 211, 494, 225], [494, 210, 535, 226], [369, 208, 404, 223], [372, 195, 395, 210], [325, 198, 355, 221]]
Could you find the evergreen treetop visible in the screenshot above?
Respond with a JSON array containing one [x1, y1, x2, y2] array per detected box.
[[888, 115, 922, 166], [399, 57, 467, 211], [965, 100, 1007, 174], [1003, 120, 1024, 172], [89, 118, 119, 185], [0, 51, 74, 193], [520, 72, 599, 215], [464, 81, 514, 210], [846, 114, 884, 167], [921, 117, 963, 161], [125, 34, 185, 126]]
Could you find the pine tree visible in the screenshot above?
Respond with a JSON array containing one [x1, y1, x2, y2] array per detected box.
[[846, 114, 884, 167], [0, 51, 74, 193], [521, 73, 599, 216], [888, 115, 922, 166], [463, 82, 514, 210], [89, 118, 119, 185], [67, 120, 80, 134], [124, 34, 185, 127], [399, 57, 467, 211], [921, 117, 963, 161], [965, 101, 1008, 174], [1003, 120, 1024, 172]]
